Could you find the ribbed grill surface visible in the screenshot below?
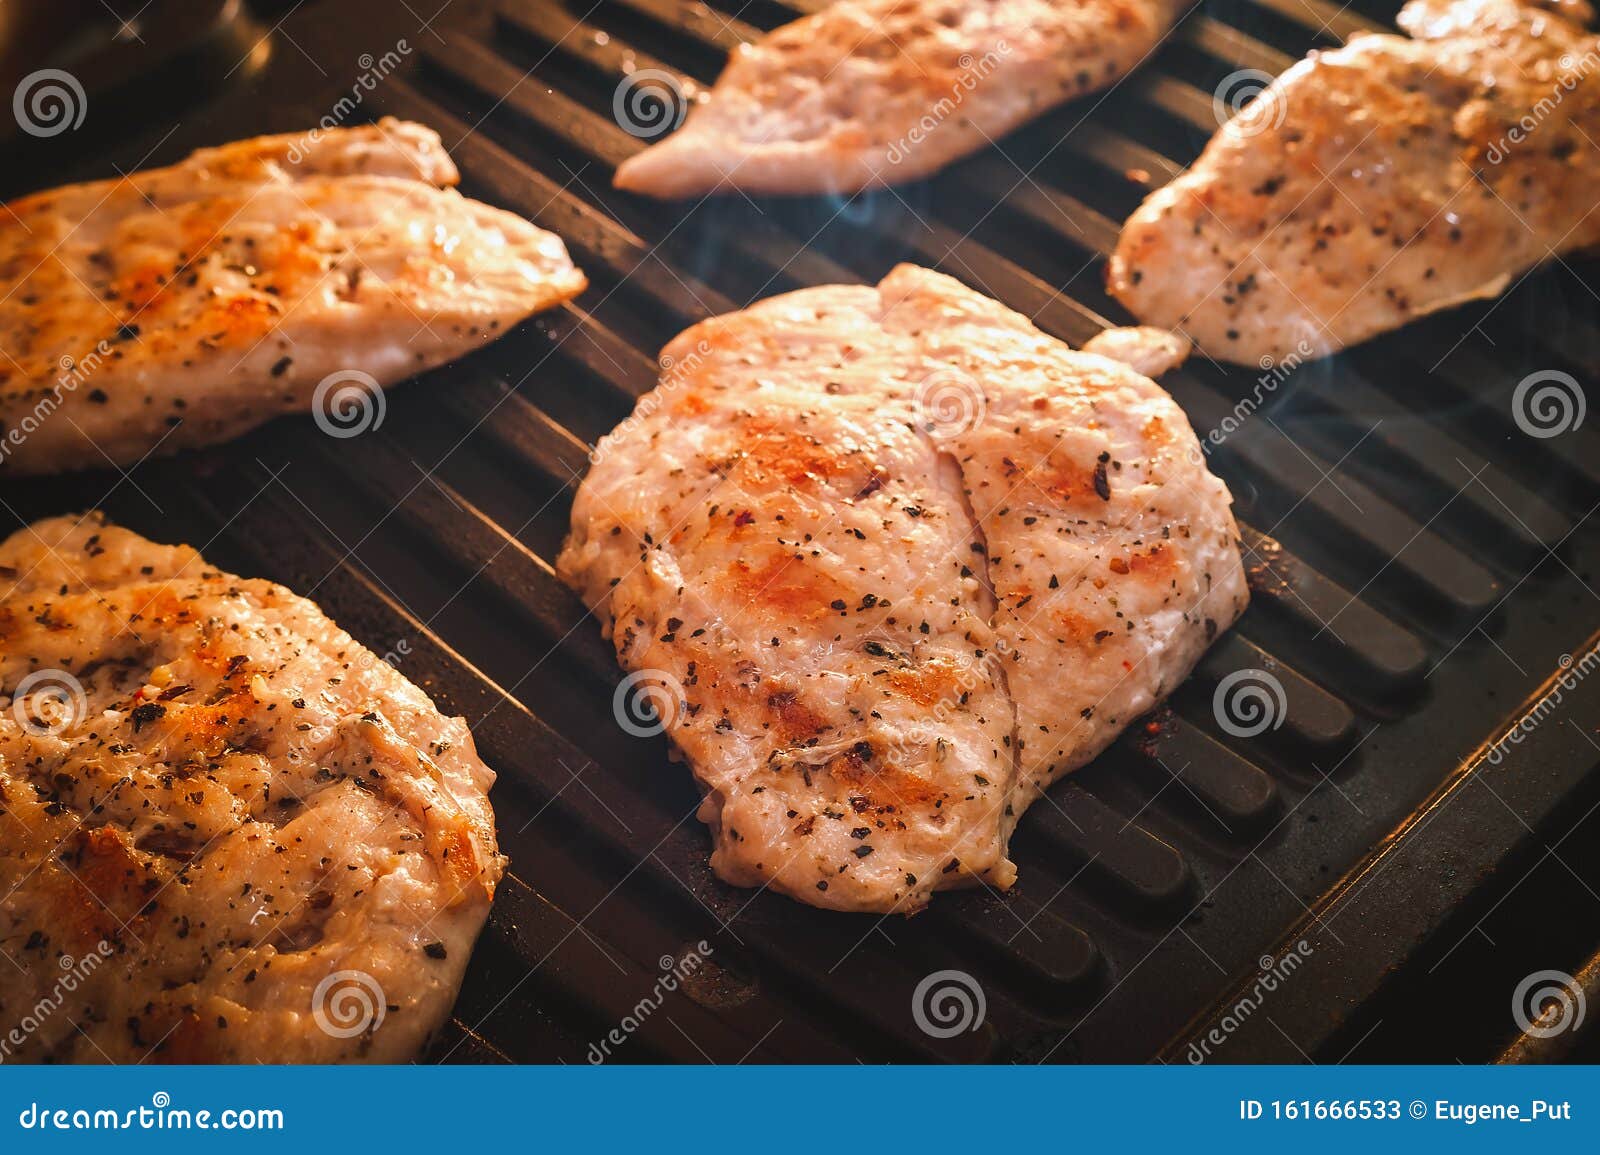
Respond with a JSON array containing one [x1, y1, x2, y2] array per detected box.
[[11, 0, 1598, 1062]]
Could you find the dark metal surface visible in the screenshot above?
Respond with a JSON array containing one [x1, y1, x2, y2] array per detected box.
[[6, 0, 1600, 1062]]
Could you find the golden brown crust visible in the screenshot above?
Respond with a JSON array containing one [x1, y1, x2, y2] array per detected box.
[[559, 265, 1246, 912], [0, 514, 504, 1062], [1108, 0, 1600, 363], [615, 0, 1180, 197], [0, 119, 585, 474]]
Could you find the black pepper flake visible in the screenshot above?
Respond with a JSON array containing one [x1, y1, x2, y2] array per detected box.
[[270, 356, 293, 377], [854, 845, 874, 858], [423, 942, 448, 959], [1092, 460, 1111, 501], [130, 702, 166, 732]]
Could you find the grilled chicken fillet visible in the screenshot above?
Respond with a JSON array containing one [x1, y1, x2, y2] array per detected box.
[[1108, 0, 1600, 363], [0, 514, 505, 1062], [614, 0, 1182, 198], [559, 266, 1246, 913], [0, 119, 585, 474]]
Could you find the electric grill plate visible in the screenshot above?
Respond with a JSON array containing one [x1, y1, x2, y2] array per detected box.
[[5, 0, 1598, 1063]]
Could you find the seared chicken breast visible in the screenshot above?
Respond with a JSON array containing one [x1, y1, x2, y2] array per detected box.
[[559, 266, 1246, 913], [614, 0, 1181, 198], [1107, 0, 1600, 363], [0, 515, 504, 1062], [0, 119, 585, 474]]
